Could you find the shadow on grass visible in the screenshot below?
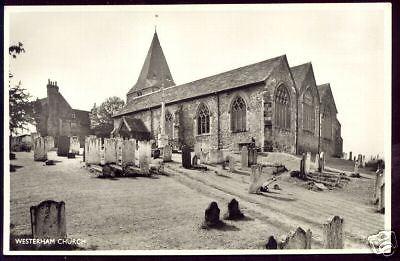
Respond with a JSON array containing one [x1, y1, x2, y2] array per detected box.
[[10, 165, 23, 172], [10, 233, 86, 251], [215, 173, 231, 179], [232, 169, 250, 176], [258, 192, 296, 201], [201, 221, 240, 231], [223, 215, 254, 222]]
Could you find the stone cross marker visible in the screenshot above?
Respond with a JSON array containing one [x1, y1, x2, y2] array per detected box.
[[203, 201, 222, 228], [241, 146, 248, 168], [223, 198, 244, 220], [279, 227, 312, 249], [249, 164, 275, 193], [163, 144, 172, 162], [33, 137, 48, 162], [30, 200, 66, 239], [323, 215, 344, 249]]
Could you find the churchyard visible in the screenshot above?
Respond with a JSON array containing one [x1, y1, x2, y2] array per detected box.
[[9, 144, 384, 250]]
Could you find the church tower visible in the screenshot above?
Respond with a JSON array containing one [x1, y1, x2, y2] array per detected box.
[[126, 31, 175, 103]]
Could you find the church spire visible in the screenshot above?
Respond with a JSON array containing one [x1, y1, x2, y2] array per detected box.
[[127, 28, 174, 98]]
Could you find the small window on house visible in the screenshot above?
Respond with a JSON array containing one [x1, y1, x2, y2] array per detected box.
[[274, 85, 291, 129], [197, 103, 210, 135], [231, 96, 247, 132], [302, 89, 315, 133]]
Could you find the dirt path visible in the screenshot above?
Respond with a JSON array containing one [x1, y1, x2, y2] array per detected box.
[[166, 153, 384, 249]]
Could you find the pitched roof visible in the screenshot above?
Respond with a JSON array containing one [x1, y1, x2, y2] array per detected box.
[[111, 116, 151, 140], [127, 32, 175, 95], [317, 83, 338, 113], [115, 55, 285, 117], [290, 62, 311, 91]]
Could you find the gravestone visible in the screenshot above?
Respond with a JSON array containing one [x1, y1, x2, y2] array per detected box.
[[357, 154, 362, 164], [280, 227, 312, 249], [266, 236, 278, 249], [69, 136, 80, 154], [354, 161, 359, 174], [194, 142, 202, 157], [223, 198, 244, 220], [30, 200, 66, 239], [248, 148, 258, 167], [349, 151, 352, 161], [57, 136, 70, 157], [241, 146, 248, 168], [44, 136, 55, 151], [85, 136, 101, 164], [304, 152, 311, 174], [163, 144, 172, 162], [323, 215, 344, 249], [209, 149, 224, 164], [319, 152, 325, 172], [192, 155, 198, 166], [299, 153, 306, 178], [116, 138, 123, 166], [203, 201, 222, 228], [249, 164, 275, 194], [123, 139, 136, 167], [138, 140, 150, 174], [104, 138, 117, 164], [182, 145, 192, 169], [362, 155, 366, 167], [100, 148, 105, 165], [33, 137, 47, 162], [228, 155, 235, 172]]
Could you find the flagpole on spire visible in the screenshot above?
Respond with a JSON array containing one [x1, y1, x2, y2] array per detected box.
[[154, 14, 159, 33]]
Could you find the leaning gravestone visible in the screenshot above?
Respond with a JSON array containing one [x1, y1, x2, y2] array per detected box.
[[163, 144, 172, 162], [279, 227, 312, 249], [248, 164, 275, 194], [33, 137, 47, 162], [182, 145, 192, 169], [202, 201, 222, 228], [323, 215, 344, 249], [30, 200, 66, 239], [57, 136, 70, 157], [241, 146, 248, 168], [223, 198, 244, 220]]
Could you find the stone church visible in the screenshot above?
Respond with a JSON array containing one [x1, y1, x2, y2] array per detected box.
[[34, 80, 90, 146], [112, 32, 343, 157]]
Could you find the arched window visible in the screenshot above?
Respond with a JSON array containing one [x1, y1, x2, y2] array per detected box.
[[302, 89, 315, 133], [165, 111, 173, 140], [231, 96, 247, 132], [275, 85, 291, 129], [322, 106, 332, 139], [197, 103, 210, 135]]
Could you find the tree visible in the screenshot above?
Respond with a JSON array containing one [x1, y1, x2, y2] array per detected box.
[[9, 42, 34, 135], [90, 96, 125, 137]]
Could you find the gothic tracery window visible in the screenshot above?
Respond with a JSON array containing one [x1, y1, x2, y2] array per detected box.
[[275, 85, 291, 129], [197, 103, 210, 135], [303, 89, 315, 133], [231, 96, 247, 132]]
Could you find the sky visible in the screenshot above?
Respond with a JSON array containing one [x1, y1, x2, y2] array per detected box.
[[5, 4, 390, 159]]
